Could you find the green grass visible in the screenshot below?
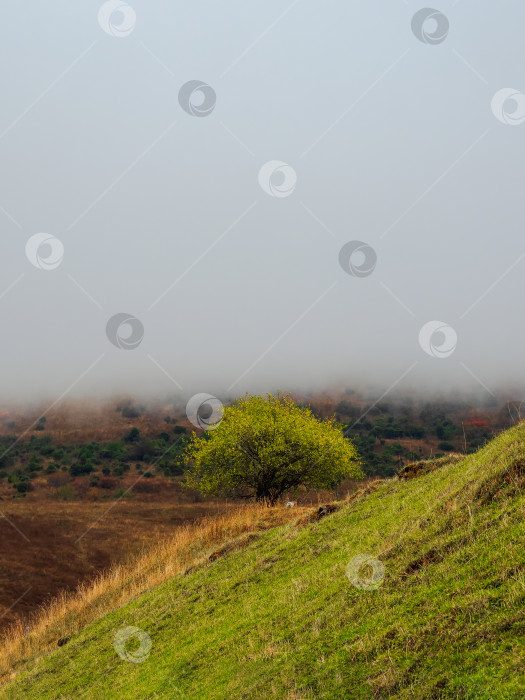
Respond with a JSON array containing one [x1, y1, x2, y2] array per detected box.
[[3, 424, 525, 699]]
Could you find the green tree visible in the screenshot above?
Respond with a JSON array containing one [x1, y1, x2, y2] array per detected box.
[[185, 393, 362, 504]]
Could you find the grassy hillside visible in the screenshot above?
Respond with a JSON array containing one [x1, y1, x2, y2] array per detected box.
[[2, 424, 525, 698]]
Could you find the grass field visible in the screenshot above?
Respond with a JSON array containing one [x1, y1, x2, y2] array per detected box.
[[1, 423, 525, 698]]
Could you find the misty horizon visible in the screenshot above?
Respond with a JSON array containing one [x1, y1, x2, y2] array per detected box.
[[1, 2, 524, 405]]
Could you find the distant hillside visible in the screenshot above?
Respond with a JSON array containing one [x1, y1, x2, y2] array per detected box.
[[2, 423, 524, 698], [0, 392, 521, 491]]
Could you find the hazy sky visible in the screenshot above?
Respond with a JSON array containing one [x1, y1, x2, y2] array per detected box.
[[1, 1, 524, 403]]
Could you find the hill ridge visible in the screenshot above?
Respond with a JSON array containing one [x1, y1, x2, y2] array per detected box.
[[2, 424, 525, 698]]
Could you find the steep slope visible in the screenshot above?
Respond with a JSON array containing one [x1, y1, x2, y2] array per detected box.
[[2, 424, 525, 699]]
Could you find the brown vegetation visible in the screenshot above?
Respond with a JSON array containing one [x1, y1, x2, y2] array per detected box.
[[0, 502, 309, 683], [0, 496, 226, 634], [0, 398, 190, 445]]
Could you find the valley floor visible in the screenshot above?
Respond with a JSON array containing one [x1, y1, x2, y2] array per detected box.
[[0, 499, 226, 633]]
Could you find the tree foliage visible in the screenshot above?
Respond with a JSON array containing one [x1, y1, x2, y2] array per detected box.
[[184, 393, 362, 503]]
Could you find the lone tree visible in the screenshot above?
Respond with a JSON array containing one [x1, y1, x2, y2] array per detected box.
[[184, 393, 362, 504]]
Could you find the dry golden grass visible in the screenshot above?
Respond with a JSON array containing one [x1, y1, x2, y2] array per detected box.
[[0, 502, 308, 684], [0, 496, 236, 632]]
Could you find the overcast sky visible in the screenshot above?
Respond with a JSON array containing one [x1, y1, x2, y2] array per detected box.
[[1, 1, 524, 404]]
